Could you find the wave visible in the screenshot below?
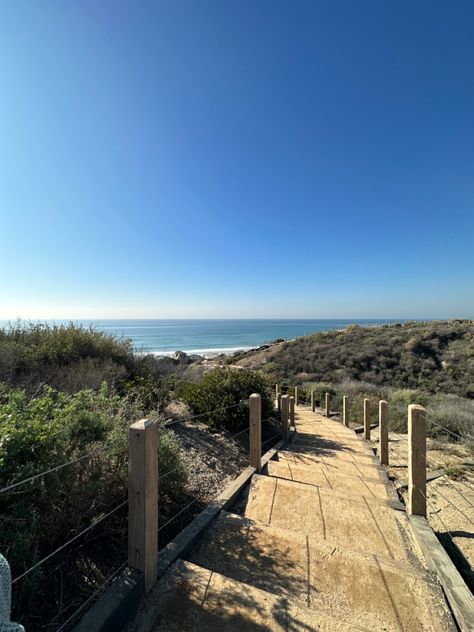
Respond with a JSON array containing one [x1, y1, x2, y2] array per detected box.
[[145, 346, 257, 358]]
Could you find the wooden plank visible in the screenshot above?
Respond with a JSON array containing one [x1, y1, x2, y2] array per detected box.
[[289, 396, 295, 428], [379, 400, 389, 466], [363, 398, 370, 440], [409, 514, 474, 632], [408, 404, 426, 517], [354, 422, 377, 434], [157, 465, 256, 576], [249, 394, 262, 473], [281, 395, 289, 440], [325, 392, 331, 417], [128, 419, 158, 593], [395, 468, 447, 491], [342, 395, 349, 427]]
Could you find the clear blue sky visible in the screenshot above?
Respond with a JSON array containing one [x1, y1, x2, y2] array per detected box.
[[1, 1, 473, 319]]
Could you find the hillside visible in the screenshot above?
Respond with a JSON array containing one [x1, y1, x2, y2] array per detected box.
[[234, 320, 474, 398]]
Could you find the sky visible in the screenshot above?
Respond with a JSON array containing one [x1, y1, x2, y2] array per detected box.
[[0, 1, 473, 319]]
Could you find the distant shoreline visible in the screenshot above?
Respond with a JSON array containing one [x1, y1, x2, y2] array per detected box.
[[0, 318, 434, 356]]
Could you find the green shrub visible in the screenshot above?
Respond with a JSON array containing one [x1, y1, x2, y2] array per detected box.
[[0, 384, 187, 617], [181, 368, 273, 431], [0, 321, 134, 393]]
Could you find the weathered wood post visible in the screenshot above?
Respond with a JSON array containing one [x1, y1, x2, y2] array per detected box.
[[294, 386, 298, 407], [277, 393, 282, 414], [310, 389, 315, 412], [363, 398, 371, 440], [325, 392, 331, 417], [281, 394, 289, 440], [289, 396, 295, 428], [128, 419, 158, 593], [408, 404, 427, 517], [379, 400, 389, 466], [343, 396, 349, 427], [249, 393, 262, 473], [275, 384, 280, 401]]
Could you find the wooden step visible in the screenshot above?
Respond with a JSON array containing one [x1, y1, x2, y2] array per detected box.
[[138, 558, 371, 631], [266, 459, 398, 501], [277, 448, 387, 481], [284, 441, 378, 464], [244, 474, 418, 563], [188, 512, 454, 632]]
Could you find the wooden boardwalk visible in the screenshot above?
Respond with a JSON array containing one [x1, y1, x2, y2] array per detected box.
[[128, 408, 456, 631]]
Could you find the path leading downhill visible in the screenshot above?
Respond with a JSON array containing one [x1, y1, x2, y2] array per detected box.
[[129, 408, 456, 631]]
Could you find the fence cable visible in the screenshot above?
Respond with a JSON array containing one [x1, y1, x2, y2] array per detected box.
[[158, 497, 200, 533], [262, 433, 281, 447], [428, 483, 474, 528], [12, 499, 128, 585], [427, 419, 472, 443], [54, 560, 128, 632], [420, 488, 458, 543], [0, 448, 107, 495], [164, 400, 245, 426]]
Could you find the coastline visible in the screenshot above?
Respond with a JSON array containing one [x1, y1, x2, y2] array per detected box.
[[144, 345, 260, 359]]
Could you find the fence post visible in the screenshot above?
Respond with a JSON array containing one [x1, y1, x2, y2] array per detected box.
[[128, 419, 158, 593], [325, 392, 331, 417], [249, 394, 262, 473], [277, 393, 282, 414], [281, 395, 289, 440], [289, 396, 295, 428], [379, 400, 389, 465], [343, 396, 349, 427], [294, 386, 298, 407], [363, 398, 370, 440], [408, 404, 427, 517], [310, 389, 315, 412], [275, 384, 280, 400]]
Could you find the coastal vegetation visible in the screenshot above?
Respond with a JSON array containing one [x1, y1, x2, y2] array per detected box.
[[235, 319, 474, 441], [2, 319, 473, 628], [0, 322, 268, 629]]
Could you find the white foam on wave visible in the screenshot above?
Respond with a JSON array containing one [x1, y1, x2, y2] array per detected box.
[[145, 346, 256, 358]]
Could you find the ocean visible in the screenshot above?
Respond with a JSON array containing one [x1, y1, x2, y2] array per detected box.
[[15, 318, 418, 356]]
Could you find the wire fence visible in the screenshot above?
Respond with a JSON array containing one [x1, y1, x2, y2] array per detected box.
[[385, 432, 474, 543], [54, 560, 128, 632], [0, 447, 108, 495], [6, 391, 282, 631], [12, 499, 128, 585]]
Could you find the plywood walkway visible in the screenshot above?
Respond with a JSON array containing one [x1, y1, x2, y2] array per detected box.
[[130, 408, 456, 631]]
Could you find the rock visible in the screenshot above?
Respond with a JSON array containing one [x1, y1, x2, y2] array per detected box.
[[173, 350, 191, 363]]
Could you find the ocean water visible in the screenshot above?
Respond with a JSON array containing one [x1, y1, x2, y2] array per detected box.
[[23, 318, 416, 356]]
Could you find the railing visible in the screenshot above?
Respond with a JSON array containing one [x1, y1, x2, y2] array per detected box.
[[127, 392, 286, 593], [287, 383, 474, 630], [4, 392, 285, 630]]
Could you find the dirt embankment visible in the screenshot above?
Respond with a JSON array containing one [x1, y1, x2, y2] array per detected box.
[[159, 401, 281, 545]]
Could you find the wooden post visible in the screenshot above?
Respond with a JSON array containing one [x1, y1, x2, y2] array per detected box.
[[408, 404, 427, 517], [363, 398, 370, 440], [289, 396, 295, 428], [275, 384, 280, 400], [277, 393, 282, 414], [343, 396, 349, 427], [249, 394, 262, 473], [281, 395, 289, 440], [310, 389, 315, 412], [128, 419, 158, 593], [379, 400, 389, 466], [325, 392, 331, 417], [294, 386, 298, 407]]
